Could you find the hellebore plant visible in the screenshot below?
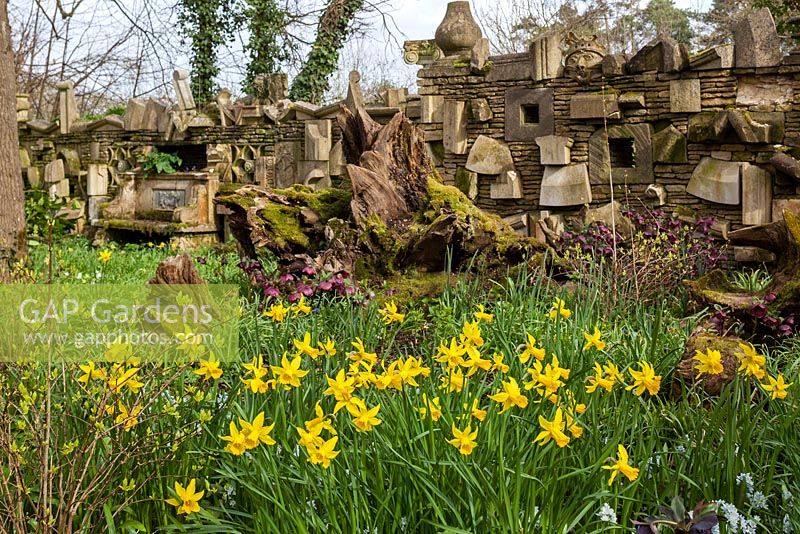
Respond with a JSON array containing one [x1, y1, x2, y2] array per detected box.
[[633, 497, 719, 534]]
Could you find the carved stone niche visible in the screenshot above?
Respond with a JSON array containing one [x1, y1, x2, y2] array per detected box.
[[588, 123, 653, 186], [504, 88, 554, 142]]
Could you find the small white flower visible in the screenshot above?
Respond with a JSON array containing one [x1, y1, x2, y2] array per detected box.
[[736, 472, 754, 495], [675, 444, 686, 453], [784, 514, 794, 533], [749, 490, 768, 510], [596, 502, 617, 524], [740, 516, 757, 534], [782, 486, 794, 503]]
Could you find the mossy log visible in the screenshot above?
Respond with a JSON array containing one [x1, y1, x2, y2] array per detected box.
[[685, 209, 800, 318], [215, 73, 549, 275]]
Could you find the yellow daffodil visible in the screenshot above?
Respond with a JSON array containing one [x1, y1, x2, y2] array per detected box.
[[435, 338, 466, 368], [586, 362, 615, 393], [582, 327, 606, 351], [473, 304, 494, 323], [417, 394, 442, 421], [307, 436, 339, 468], [346, 398, 382, 432], [440, 367, 466, 393], [194, 356, 223, 380], [305, 402, 337, 436], [222, 421, 248, 455], [626, 361, 661, 396], [462, 344, 492, 376], [467, 399, 487, 421], [241, 375, 273, 393], [533, 407, 570, 448], [324, 369, 357, 413], [762, 374, 791, 400], [98, 250, 112, 264], [565, 412, 583, 438], [291, 295, 311, 316], [349, 338, 378, 366], [519, 333, 546, 364], [603, 445, 640, 485], [297, 425, 325, 449], [546, 298, 572, 320], [693, 348, 724, 377], [448, 423, 478, 456], [263, 303, 289, 322], [293, 332, 323, 359], [489, 377, 528, 413], [378, 300, 405, 324], [603, 361, 625, 384], [460, 321, 484, 347], [491, 352, 509, 373], [78, 361, 106, 383], [271, 353, 308, 388], [165, 479, 204, 515], [318, 337, 336, 357], [736, 342, 766, 379], [239, 412, 276, 448]]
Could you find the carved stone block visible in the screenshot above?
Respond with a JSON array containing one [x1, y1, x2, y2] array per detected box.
[[504, 87, 554, 142], [443, 100, 468, 154], [540, 164, 591, 207], [305, 119, 332, 161]]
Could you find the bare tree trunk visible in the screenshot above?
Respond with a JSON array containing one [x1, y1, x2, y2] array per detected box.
[[0, 0, 26, 281]]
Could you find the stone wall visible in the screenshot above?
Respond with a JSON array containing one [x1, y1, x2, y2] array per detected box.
[[409, 5, 800, 237]]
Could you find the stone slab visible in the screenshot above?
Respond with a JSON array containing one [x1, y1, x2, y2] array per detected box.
[[304, 119, 332, 161], [465, 135, 514, 174], [741, 163, 772, 225], [470, 98, 493, 121], [421, 95, 444, 123], [490, 170, 523, 199], [44, 159, 65, 183], [670, 79, 701, 113], [652, 125, 688, 163], [535, 135, 572, 165], [569, 94, 620, 120], [588, 123, 653, 185], [530, 31, 562, 81], [689, 44, 734, 70], [540, 164, 591, 207], [87, 164, 109, 196], [686, 157, 741, 205], [443, 100, 468, 154], [732, 8, 782, 68]]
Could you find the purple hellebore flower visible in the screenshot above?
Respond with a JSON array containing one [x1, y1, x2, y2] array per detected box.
[[302, 265, 316, 276], [764, 292, 777, 304], [762, 315, 780, 329], [297, 283, 314, 296], [279, 273, 294, 283], [264, 286, 280, 298], [318, 280, 333, 291], [750, 303, 768, 319]]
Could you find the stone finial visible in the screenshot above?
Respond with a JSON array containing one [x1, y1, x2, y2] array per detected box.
[[56, 81, 77, 134], [172, 69, 196, 111], [732, 8, 782, 68], [434, 1, 482, 59]]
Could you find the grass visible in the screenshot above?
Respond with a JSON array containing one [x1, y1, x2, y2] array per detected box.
[[1, 237, 798, 533]]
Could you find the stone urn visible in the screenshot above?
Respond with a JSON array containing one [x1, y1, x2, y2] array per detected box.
[[434, 1, 482, 59]]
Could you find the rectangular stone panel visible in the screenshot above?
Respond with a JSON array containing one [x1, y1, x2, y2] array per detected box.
[[670, 79, 701, 113], [569, 94, 619, 120], [505, 88, 554, 142], [443, 100, 468, 154], [741, 164, 772, 225]]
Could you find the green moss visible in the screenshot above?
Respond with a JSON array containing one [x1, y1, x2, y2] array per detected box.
[[256, 203, 310, 250], [452, 59, 470, 68], [380, 271, 454, 302], [274, 185, 352, 223]]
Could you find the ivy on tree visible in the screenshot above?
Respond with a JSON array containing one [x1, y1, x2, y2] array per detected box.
[[242, 0, 293, 95], [178, 0, 233, 105], [289, 0, 364, 104]]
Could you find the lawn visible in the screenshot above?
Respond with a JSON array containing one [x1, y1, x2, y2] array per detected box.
[[1, 236, 797, 533]]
